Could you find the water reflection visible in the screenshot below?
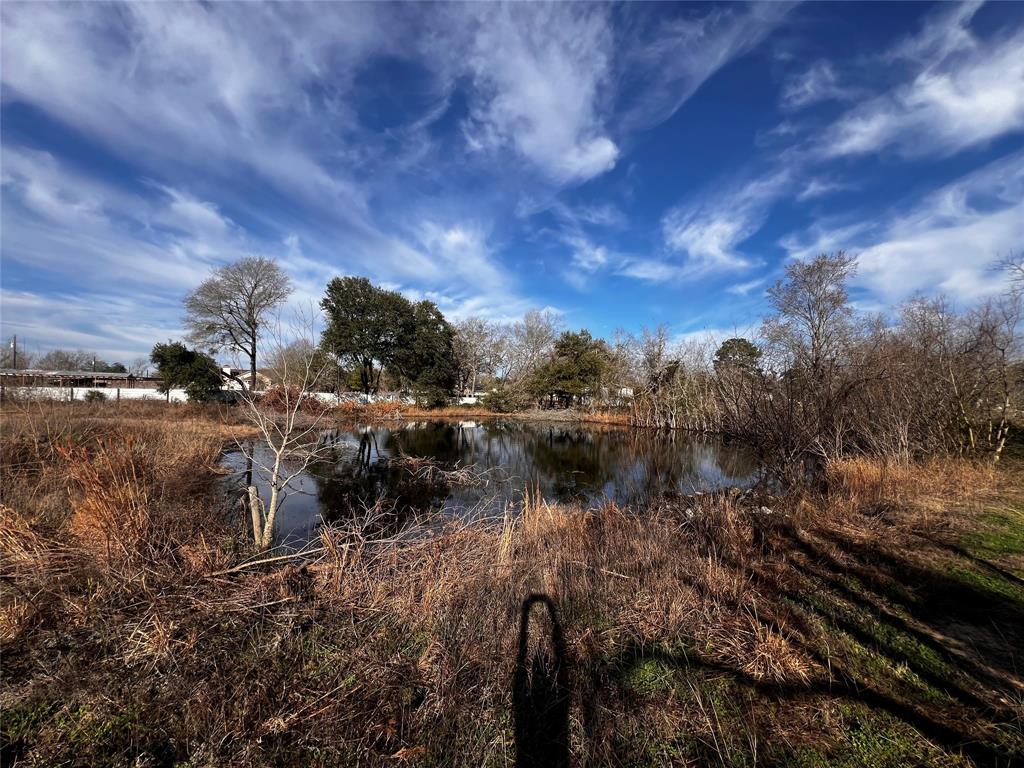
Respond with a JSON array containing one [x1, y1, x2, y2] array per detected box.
[[221, 419, 758, 548]]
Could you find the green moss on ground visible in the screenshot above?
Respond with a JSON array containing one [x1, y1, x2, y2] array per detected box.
[[791, 703, 971, 768], [962, 502, 1024, 573]]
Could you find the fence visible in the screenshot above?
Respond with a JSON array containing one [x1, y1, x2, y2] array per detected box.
[[1, 386, 424, 406], [2, 386, 483, 407], [2, 386, 190, 403]]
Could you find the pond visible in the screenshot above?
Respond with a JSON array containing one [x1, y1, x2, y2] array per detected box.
[[221, 419, 759, 548]]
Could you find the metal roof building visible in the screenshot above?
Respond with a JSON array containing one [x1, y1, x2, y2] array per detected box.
[[0, 368, 161, 388]]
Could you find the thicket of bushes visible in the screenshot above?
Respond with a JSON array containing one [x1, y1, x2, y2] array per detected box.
[[627, 254, 1022, 476]]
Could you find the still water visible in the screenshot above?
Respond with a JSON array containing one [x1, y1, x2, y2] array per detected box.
[[221, 419, 759, 548]]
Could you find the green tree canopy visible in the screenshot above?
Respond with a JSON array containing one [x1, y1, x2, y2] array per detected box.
[[393, 301, 457, 405], [150, 342, 223, 402], [713, 337, 762, 374], [320, 276, 414, 394], [320, 277, 456, 400], [530, 330, 611, 406]]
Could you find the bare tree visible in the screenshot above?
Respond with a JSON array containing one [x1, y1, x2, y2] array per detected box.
[[184, 256, 293, 391], [762, 251, 858, 379], [128, 357, 150, 377], [630, 332, 722, 431], [453, 317, 501, 395], [502, 309, 562, 385], [265, 338, 335, 390], [957, 296, 1021, 460], [35, 349, 95, 371], [999, 252, 1024, 297], [236, 309, 332, 550]]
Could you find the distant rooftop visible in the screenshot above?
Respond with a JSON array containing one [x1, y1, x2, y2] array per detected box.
[[0, 368, 157, 379]]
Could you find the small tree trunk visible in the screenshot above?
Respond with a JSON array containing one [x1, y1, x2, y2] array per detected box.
[[248, 485, 263, 545], [257, 452, 284, 550], [261, 484, 280, 550], [361, 361, 371, 395]]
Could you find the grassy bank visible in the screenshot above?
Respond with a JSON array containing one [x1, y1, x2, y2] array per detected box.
[[1, 403, 1022, 766], [333, 399, 634, 426]]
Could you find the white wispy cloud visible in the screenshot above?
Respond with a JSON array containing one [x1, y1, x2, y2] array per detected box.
[[661, 170, 791, 274], [652, 3, 1024, 293], [617, 3, 795, 132], [795, 177, 854, 201], [616, 258, 684, 284], [781, 60, 857, 110], [783, 150, 1024, 303], [727, 278, 767, 296], [1, 1, 792, 357], [416, 221, 511, 295], [0, 1, 452, 291], [884, 1, 982, 63], [0, 288, 187, 364], [0, 3, 380, 207], [456, 4, 619, 184], [821, 7, 1024, 158], [450, 3, 791, 185]]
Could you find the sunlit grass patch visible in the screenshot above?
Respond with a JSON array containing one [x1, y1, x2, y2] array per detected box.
[[962, 502, 1024, 566]]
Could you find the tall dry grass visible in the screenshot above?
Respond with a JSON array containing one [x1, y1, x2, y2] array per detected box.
[[0, 403, 231, 637], [826, 456, 995, 505], [1, 403, 1018, 765]]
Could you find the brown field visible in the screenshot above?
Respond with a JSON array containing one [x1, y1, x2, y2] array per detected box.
[[1, 402, 1022, 767]]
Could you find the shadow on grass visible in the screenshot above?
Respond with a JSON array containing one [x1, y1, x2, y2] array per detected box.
[[514, 594, 570, 768], [751, 517, 1022, 765], [577, 514, 1024, 767]]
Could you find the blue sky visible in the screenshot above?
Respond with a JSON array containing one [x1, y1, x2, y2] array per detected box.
[[2, 1, 1023, 363]]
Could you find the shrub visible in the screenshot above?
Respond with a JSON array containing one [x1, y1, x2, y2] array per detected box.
[[150, 341, 222, 403], [258, 385, 331, 417], [481, 387, 527, 413], [413, 386, 451, 409], [83, 390, 107, 403]]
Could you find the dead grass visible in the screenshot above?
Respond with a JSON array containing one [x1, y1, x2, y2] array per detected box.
[[826, 456, 996, 508], [331, 399, 633, 426], [0, 403, 1021, 766]]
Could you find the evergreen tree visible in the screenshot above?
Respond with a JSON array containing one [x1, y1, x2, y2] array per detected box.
[[150, 342, 223, 402], [320, 277, 456, 401], [713, 337, 762, 374], [530, 330, 611, 407]]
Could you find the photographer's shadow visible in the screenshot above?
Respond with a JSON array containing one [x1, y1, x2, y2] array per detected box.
[[513, 594, 570, 768]]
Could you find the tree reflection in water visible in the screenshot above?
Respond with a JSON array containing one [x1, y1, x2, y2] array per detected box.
[[221, 420, 759, 548]]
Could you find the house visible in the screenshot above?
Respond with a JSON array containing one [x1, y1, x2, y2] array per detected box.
[[220, 367, 273, 391]]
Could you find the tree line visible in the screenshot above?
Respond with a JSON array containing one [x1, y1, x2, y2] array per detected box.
[[0, 345, 147, 374], [155, 258, 624, 409], [9, 250, 1019, 471]]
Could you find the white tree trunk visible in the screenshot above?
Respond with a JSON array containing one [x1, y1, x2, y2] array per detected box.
[[248, 485, 263, 546]]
